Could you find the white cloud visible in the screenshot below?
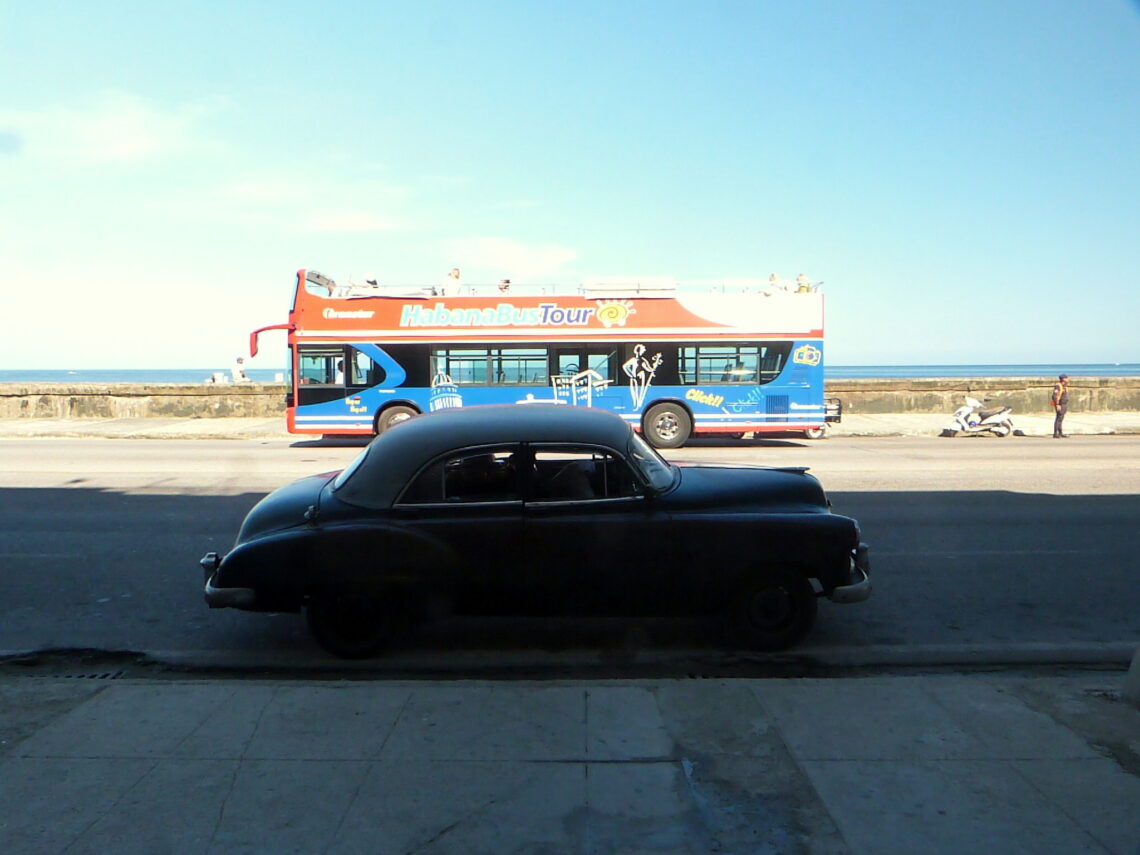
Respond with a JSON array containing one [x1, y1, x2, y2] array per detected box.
[[0, 91, 223, 165], [443, 236, 578, 280], [164, 173, 408, 233], [486, 199, 540, 211], [303, 211, 401, 232], [0, 260, 284, 369]]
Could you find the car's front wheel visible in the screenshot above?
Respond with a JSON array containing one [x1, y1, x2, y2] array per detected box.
[[306, 590, 401, 659], [727, 568, 818, 650]]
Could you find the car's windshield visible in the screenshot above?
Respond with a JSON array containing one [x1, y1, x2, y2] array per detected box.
[[332, 445, 370, 491], [626, 433, 676, 491]]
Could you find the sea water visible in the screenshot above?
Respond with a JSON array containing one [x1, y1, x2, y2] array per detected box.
[[0, 364, 1136, 384]]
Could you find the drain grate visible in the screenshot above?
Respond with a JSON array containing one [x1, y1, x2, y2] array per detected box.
[[34, 670, 125, 681]]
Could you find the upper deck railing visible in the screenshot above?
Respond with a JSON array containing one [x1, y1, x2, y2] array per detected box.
[[302, 271, 823, 301]]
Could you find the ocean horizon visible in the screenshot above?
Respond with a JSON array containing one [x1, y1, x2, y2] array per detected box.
[[0, 363, 1136, 384]]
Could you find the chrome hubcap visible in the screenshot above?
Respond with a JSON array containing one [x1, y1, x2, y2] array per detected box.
[[654, 413, 680, 440]]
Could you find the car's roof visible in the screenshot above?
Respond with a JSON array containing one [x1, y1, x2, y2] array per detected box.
[[331, 405, 635, 509]]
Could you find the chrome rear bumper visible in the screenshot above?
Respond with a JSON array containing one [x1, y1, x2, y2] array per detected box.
[[199, 552, 256, 609]]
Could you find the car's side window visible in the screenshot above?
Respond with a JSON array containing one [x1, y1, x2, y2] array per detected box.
[[530, 446, 641, 503], [399, 446, 522, 505]]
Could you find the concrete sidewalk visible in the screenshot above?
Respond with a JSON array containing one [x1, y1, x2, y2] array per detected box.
[[0, 411, 1138, 440], [1, 669, 1137, 854]]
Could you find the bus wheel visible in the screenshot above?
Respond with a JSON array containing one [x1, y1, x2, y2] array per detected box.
[[803, 426, 827, 440], [643, 403, 691, 449], [375, 405, 418, 435]]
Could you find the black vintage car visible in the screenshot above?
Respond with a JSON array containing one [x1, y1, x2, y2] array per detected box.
[[200, 405, 870, 657]]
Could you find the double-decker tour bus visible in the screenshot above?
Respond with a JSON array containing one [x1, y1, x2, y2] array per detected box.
[[250, 270, 842, 448]]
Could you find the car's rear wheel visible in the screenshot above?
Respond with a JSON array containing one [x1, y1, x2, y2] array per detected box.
[[728, 568, 817, 650], [643, 403, 691, 449], [306, 590, 401, 659]]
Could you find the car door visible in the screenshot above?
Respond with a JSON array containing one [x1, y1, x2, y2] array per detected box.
[[389, 444, 526, 614], [521, 444, 674, 615]]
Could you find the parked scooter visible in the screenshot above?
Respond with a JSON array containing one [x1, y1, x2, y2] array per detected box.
[[940, 396, 1014, 437]]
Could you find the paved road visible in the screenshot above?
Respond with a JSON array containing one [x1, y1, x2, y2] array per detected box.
[[0, 435, 1136, 671]]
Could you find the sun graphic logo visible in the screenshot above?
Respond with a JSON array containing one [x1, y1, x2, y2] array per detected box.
[[595, 299, 635, 328], [793, 344, 822, 366]]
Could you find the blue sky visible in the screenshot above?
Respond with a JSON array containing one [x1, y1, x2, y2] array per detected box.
[[2, 0, 1137, 369]]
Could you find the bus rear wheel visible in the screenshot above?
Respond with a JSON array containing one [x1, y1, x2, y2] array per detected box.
[[375, 405, 418, 435], [803, 426, 828, 440], [643, 403, 691, 449]]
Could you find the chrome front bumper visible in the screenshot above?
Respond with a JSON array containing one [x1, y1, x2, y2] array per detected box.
[[199, 552, 256, 609], [828, 543, 871, 604]]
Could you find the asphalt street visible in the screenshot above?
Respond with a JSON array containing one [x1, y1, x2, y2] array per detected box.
[[0, 434, 1135, 673]]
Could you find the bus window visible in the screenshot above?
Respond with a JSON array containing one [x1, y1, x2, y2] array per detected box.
[[678, 343, 791, 385], [586, 351, 617, 382], [758, 344, 791, 381], [494, 348, 547, 384], [555, 349, 616, 382], [299, 348, 344, 385], [557, 354, 580, 376], [434, 348, 489, 385], [349, 349, 384, 386], [432, 347, 549, 385]]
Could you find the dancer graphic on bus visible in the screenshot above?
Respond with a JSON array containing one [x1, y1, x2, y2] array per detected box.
[[622, 344, 662, 409]]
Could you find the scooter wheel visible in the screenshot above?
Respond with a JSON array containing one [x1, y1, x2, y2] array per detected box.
[[939, 428, 957, 437]]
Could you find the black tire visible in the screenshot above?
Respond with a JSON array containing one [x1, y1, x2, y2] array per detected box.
[[375, 405, 418, 435], [306, 590, 400, 659], [992, 423, 1011, 437], [803, 426, 827, 440], [727, 568, 818, 651], [643, 403, 692, 449]]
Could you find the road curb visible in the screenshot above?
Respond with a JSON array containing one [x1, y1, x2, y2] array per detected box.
[[5, 643, 1134, 677]]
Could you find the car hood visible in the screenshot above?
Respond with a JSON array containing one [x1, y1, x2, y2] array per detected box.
[[661, 463, 830, 512], [235, 471, 339, 545]]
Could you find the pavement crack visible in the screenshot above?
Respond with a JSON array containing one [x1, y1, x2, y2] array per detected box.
[[405, 799, 498, 855], [204, 684, 279, 854]]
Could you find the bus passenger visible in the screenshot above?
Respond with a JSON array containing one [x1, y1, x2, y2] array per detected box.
[[440, 267, 462, 296]]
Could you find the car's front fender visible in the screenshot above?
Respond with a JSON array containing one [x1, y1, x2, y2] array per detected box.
[[211, 521, 463, 609]]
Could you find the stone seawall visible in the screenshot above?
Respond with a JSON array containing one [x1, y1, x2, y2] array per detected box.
[[0, 383, 289, 419], [825, 376, 1140, 415], [1, 377, 1138, 420]]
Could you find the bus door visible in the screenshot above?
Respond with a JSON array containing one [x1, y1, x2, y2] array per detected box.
[[296, 346, 347, 408], [550, 346, 620, 407], [296, 345, 385, 407]]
